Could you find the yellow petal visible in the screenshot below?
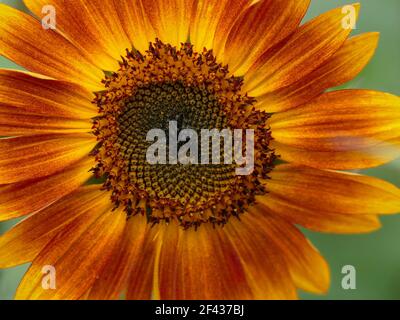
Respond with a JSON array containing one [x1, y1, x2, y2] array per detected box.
[[244, 3, 360, 95], [0, 4, 104, 91], [0, 134, 96, 184], [0, 185, 109, 268], [24, 0, 130, 71], [0, 69, 95, 135], [0, 157, 94, 221], [242, 209, 330, 294], [125, 221, 161, 300], [256, 32, 379, 112], [257, 194, 381, 234], [270, 90, 400, 169], [223, 215, 299, 299], [266, 164, 400, 215], [142, 0, 196, 47], [223, 0, 310, 75], [114, 0, 156, 53], [157, 222, 254, 299], [190, 0, 251, 55], [15, 207, 125, 300], [87, 215, 148, 300]]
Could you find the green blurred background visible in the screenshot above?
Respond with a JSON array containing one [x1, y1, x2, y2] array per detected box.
[[0, 0, 399, 300]]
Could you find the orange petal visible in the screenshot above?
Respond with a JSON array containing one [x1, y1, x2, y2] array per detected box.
[[15, 206, 125, 300], [115, 0, 156, 53], [238, 209, 329, 294], [0, 185, 109, 268], [87, 215, 148, 300], [0, 69, 95, 135], [257, 32, 379, 112], [0, 70, 96, 116], [142, 0, 196, 47], [0, 4, 104, 91], [270, 90, 400, 169], [23, 0, 130, 72], [126, 222, 161, 300], [0, 156, 94, 221], [223, 0, 310, 75], [157, 222, 254, 300], [190, 0, 251, 55], [257, 194, 381, 234], [266, 164, 400, 215], [244, 3, 360, 95], [209, 0, 251, 59], [0, 134, 96, 184], [223, 215, 298, 299]]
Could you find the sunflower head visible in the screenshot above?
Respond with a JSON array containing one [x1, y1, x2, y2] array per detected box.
[[92, 40, 275, 228], [0, 0, 399, 301]]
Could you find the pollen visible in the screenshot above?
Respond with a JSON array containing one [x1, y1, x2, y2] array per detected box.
[[92, 40, 275, 228]]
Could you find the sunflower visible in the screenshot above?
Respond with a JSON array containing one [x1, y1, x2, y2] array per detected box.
[[0, 0, 399, 300]]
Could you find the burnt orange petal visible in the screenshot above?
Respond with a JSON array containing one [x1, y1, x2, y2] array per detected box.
[[0, 4, 104, 91], [0, 156, 94, 222], [0, 185, 109, 268], [142, 0, 196, 47], [115, 0, 156, 53], [257, 32, 379, 113], [223, 0, 310, 75], [15, 206, 125, 300], [87, 215, 148, 300], [126, 222, 161, 300], [189, 0, 251, 55], [266, 164, 400, 215], [236, 209, 329, 295], [0, 69, 95, 136], [0, 134, 96, 184], [157, 222, 254, 300], [24, 0, 130, 71], [270, 90, 400, 169], [223, 215, 298, 299], [244, 3, 360, 95], [257, 194, 381, 234], [209, 0, 251, 59]]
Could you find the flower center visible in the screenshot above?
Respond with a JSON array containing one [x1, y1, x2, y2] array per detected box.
[[117, 81, 236, 202], [92, 40, 275, 228]]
